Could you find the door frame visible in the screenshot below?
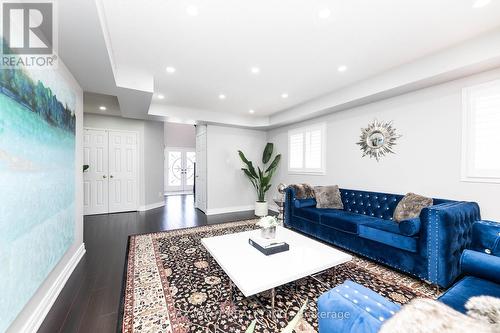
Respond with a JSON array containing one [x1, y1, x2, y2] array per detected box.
[[84, 127, 140, 214], [164, 146, 196, 194]]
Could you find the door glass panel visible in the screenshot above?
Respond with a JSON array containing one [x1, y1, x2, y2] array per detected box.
[[186, 152, 196, 186], [168, 151, 182, 186]]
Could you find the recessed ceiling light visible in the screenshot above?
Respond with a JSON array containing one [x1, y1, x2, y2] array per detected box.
[[218, 94, 226, 100], [99, 106, 106, 111], [249, 109, 255, 114], [186, 5, 199, 16], [157, 94, 165, 100], [337, 65, 348, 72], [281, 93, 289, 99], [318, 8, 331, 19], [166, 66, 176, 73], [250, 67, 260, 74], [473, 0, 491, 8]]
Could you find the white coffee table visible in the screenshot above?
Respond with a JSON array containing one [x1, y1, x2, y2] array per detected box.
[[201, 226, 352, 309]]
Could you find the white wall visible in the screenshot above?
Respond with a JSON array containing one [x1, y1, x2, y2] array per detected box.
[[83, 114, 165, 208], [144, 121, 166, 205], [7, 62, 84, 332], [164, 122, 196, 148], [206, 125, 267, 214], [267, 67, 500, 220]]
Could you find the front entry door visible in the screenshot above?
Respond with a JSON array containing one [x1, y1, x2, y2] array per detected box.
[[165, 148, 195, 193]]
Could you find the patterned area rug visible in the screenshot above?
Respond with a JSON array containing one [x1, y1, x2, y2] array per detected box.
[[119, 220, 440, 333]]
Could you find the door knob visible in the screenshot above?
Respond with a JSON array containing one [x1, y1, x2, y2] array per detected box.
[[103, 175, 107, 178], [110, 175, 114, 178]]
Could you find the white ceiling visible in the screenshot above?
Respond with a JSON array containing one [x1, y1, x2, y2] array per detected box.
[[97, 0, 500, 118], [59, 0, 500, 128]]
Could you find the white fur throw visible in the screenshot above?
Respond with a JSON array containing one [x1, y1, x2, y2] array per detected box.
[[379, 298, 495, 333], [466, 296, 500, 327]]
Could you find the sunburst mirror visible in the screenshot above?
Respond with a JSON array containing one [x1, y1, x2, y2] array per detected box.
[[357, 120, 401, 161]]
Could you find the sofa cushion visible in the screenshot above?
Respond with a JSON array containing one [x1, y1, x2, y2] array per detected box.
[[293, 198, 317, 209], [439, 276, 500, 314], [393, 192, 433, 222], [317, 280, 400, 333], [293, 207, 341, 223], [358, 220, 418, 253], [340, 189, 402, 220], [460, 250, 500, 285], [471, 220, 500, 256], [321, 210, 378, 234], [314, 185, 344, 209], [398, 217, 421, 236]]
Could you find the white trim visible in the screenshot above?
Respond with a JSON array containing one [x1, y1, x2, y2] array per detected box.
[[206, 205, 255, 215], [165, 191, 193, 196], [138, 201, 165, 211], [21, 243, 86, 333], [84, 126, 139, 134]]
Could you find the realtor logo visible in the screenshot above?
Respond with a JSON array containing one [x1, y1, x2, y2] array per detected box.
[[1, 0, 58, 68]]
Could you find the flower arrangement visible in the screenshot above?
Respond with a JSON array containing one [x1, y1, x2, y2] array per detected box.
[[257, 215, 279, 229]]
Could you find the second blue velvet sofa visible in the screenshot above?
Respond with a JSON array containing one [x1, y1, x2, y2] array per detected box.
[[284, 187, 480, 288], [316, 220, 500, 333]]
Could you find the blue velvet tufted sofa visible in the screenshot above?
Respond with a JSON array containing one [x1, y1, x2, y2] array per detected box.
[[284, 188, 481, 288], [316, 220, 500, 333]]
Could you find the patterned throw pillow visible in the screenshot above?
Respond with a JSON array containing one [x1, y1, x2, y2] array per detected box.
[[289, 183, 315, 199], [393, 193, 433, 222], [314, 185, 344, 209]]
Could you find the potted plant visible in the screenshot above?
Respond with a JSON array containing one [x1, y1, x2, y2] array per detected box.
[[238, 143, 281, 216]]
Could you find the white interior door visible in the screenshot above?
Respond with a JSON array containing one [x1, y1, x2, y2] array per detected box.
[[83, 129, 109, 215], [165, 148, 195, 193], [108, 131, 138, 213]]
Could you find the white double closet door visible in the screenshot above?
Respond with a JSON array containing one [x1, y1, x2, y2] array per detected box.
[[83, 128, 138, 215]]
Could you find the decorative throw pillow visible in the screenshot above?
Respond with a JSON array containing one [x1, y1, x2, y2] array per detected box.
[[289, 183, 315, 199], [380, 298, 495, 333], [314, 185, 343, 209], [393, 193, 433, 222], [466, 296, 500, 326]]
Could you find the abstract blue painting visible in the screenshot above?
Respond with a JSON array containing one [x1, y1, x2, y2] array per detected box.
[[0, 64, 76, 332]]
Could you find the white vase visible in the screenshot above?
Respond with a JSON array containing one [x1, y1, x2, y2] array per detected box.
[[255, 201, 268, 217]]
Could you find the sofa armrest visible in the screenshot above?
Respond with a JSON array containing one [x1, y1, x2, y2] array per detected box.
[[284, 188, 296, 227], [420, 201, 480, 288], [460, 249, 500, 284], [470, 220, 500, 256]]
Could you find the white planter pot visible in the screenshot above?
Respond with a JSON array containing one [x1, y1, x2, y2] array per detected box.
[[255, 201, 268, 217]]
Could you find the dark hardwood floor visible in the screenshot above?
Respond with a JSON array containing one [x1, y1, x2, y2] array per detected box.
[[38, 195, 259, 333]]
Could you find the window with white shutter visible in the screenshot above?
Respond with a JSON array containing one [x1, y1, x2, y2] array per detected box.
[[288, 123, 326, 174], [462, 79, 500, 182]]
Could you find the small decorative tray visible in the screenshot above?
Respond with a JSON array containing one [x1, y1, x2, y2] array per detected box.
[[248, 238, 289, 256]]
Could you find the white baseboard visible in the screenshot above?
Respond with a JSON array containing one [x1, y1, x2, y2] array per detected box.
[[22, 243, 86, 333], [206, 205, 255, 215], [164, 191, 193, 196], [138, 201, 165, 211]]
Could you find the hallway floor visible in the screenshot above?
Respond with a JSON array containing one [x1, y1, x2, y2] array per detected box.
[[39, 195, 257, 333]]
